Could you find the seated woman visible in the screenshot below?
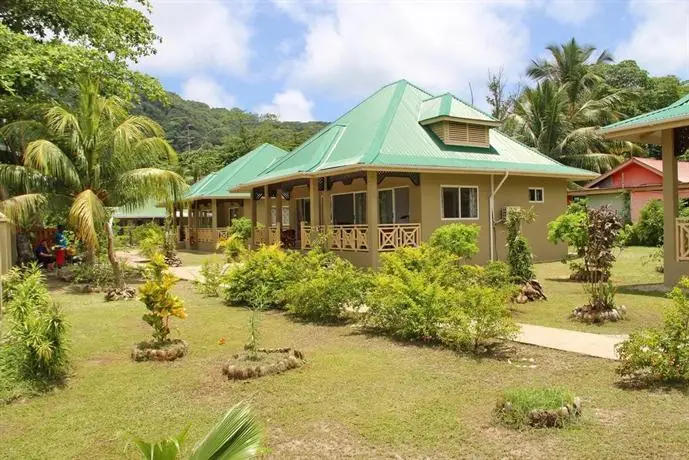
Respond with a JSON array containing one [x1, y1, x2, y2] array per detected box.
[[34, 240, 55, 269]]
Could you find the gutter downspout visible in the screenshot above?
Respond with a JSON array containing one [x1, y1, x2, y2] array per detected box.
[[489, 171, 509, 261]]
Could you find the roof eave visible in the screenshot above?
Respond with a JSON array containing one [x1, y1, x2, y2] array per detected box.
[[602, 114, 689, 141], [418, 115, 502, 127]]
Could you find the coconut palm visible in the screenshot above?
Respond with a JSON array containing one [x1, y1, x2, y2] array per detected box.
[[129, 402, 263, 460], [527, 37, 614, 110], [0, 78, 187, 287]]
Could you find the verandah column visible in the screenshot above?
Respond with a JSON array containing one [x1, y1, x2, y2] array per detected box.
[[662, 129, 680, 286], [264, 185, 271, 243], [309, 177, 320, 226], [185, 200, 192, 249], [276, 188, 283, 230], [250, 192, 257, 248], [366, 170, 379, 268]]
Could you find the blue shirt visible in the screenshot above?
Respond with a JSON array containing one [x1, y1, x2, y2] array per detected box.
[[55, 231, 68, 248]]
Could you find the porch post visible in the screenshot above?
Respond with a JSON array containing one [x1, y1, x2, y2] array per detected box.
[[264, 185, 271, 244], [211, 199, 218, 228], [322, 177, 331, 227], [250, 192, 257, 248], [276, 188, 283, 229], [185, 201, 192, 249], [366, 171, 379, 268], [309, 177, 320, 226], [662, 129, 680, 286]]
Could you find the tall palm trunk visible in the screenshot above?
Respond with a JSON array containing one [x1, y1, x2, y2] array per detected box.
[[105, 216, 123, 288]]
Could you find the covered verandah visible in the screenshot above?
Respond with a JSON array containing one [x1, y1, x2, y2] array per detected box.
[[248, 170, 422, 266], [602, 95, 689, 286]]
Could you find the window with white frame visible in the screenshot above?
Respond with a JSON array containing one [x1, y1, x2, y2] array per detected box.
[[528, 187, 544, 203], [441, 186, 478, 219]]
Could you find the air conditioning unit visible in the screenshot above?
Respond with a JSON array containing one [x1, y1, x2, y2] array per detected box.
[[500, 206, 521, 221]]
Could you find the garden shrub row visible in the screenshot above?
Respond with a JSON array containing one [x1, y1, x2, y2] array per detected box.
[[221, 224, 519, 353]]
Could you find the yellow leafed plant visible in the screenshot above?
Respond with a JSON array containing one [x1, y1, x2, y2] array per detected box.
[[138, 254, 186, 343]]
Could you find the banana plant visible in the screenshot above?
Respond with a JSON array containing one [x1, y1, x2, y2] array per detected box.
[[129, 402, 262, 460]]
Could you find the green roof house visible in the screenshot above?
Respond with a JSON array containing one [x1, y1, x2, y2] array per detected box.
[[180, 143, 288, 250], [229, 80, 596, 266]]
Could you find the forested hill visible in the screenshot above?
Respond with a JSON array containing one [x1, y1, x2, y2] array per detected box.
[[133, 92, 328, 180]]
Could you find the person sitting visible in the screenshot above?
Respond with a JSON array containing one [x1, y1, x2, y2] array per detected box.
[[34, 240, 55, 269]]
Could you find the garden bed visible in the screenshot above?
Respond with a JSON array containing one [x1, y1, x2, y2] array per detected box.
[[496, 388, 582, 428], [222, 348, 305, 380], [131, 339, 188, 362]]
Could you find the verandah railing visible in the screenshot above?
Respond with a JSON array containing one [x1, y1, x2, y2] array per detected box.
[[300, 223, 420, 252], [676, 218, 689, 261]]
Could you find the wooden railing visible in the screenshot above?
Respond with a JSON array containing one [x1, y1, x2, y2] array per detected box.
[[269, 224, 281, 245], [253, 227, 266, 246], [378, 224, 421, 251], [676, 218, 689, 261], [300, 223, 420, 252], [189, 227, 230, 245]]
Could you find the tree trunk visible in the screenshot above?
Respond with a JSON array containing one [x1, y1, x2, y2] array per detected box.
[[105, 217, 123, 289]]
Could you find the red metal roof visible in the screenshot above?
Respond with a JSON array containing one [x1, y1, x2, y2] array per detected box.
[[634, 157, 689, 183], [585, 157, 689, 188]]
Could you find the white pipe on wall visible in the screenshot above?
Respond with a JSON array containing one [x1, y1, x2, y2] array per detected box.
[[489, 171, 509, 261]]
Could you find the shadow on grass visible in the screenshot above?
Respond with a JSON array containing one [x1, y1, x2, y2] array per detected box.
[[617, 284, 669, 298], [545, 277, 581, 284], [614, 377, 689, 395]]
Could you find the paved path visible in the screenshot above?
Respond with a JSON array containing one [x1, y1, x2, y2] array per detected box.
[[516, 323, 628, 360], [169, 265, 202, 281]]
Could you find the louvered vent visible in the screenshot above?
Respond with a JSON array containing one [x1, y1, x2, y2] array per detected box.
[[429, 121, 490, 148]]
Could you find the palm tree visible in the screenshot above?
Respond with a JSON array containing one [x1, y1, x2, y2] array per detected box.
[[129, 402, 263, 460], [0, 78, 187, 287], [527, 37, 614, 110]]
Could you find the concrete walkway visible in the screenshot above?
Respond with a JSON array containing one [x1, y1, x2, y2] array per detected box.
[[516, 323, 628, 360], [169, 265, 202, 281]]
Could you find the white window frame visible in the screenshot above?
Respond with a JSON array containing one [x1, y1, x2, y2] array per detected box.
[[330, 191, 367, 225], [378, 186, 410, 224], [440, 185, 480, 220], [528, 187, 544, 203]]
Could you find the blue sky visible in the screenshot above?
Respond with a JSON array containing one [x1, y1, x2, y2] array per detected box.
[[136, 0, 689, 122]]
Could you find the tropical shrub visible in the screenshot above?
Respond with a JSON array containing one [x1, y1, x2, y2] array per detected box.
[[496, 387, 578, 429], [547, 200, 588, 258], [0, 264, 68, 399], [505, 208, 535, 283], [129, 401, 262, 460], [71, 257, 141, 288], [429, 223, 480, 259], [582, 206, 623, 282], [284, 257, 370, 322], [631, 199, 664, 247], [136, 224, 165, 258], [617, 277, 689, 383], [483, 260, 513, 287], [439, 286, 519, 352], [194, 259, 224, 297], [228, 217, 253, 243], [217, 234, 245, 262], [138, 254, 187, 343], [222, 244, 297, 309]]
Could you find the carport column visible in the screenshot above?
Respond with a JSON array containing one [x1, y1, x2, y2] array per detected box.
[[185, 201, 192, 249], [662, 129, 679, 285], [366, 171, 379, 268], [250, 192, 257, 248], [309, 177, 320, 227]]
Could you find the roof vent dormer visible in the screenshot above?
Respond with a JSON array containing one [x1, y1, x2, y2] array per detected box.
[[419, 93, 500, 148]]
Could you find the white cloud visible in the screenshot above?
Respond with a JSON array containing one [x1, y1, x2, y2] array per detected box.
[[136, 0, 252, 77], [256, 90, 314, 121], [180, 76, 236, 108], [542, 0, 599, 25], [280, 1, 532, 100], [616, 1, 689, 75]]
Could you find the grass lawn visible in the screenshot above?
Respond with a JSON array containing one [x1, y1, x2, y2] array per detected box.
[[2, 273, 689, 459], [513, 246, 669, 334], [176, 250, 224, 266]]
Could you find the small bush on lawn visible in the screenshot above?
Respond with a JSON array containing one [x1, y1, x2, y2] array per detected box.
[[228, 217, 253, 243], [217, 233, 245, 262], [439, 286, 519, 352], [482, 261, 513, 287], [505, 208, 536, 284], [223, 244, 298, 309], [548, 200, 588, 259], [71, 257, 141, 288], [284, 257, 370, 322], [0, 264, 68, 402], [630, 199, 664, 247], [137, 224, 165, 258], [617, 277, 689, 383], [194, 259, 224, 297], [138, 254, 187, 343], [496, 387, 577, 429], [429, 223, 480, 259]]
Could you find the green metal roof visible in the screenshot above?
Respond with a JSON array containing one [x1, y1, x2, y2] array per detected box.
[[184, 143, 288, 200], [238, 80, 596, 187], [113, 200, 167, 219], [602, 93, 689, 134], [418, 93, 497, 124]]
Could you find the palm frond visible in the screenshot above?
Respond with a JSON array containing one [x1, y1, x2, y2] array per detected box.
[[0, 193, 47, 225], [68, 189, 106, 251], [113, 116, 166, 157], [560, 152, 624, 173], [189, 402, 262, 460], [128, 426, 189, 460], [116, 168, 188, 206], [46, 105, 80, 145], [132, 137, 178, 165], [0, 164, 50, 192], [24, 140, 81, 189], [0, 120, 47, 156]]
